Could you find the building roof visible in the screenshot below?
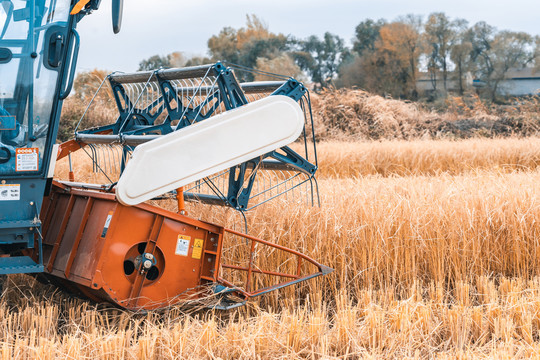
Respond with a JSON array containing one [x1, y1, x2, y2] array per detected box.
[[505, 67, 540, 80]]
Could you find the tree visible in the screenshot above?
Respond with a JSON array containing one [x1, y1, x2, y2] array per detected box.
[[207, 27, 240, 65], [254, 54, 305, 81], [352, 19, 386, 56], [207, 15, 289, 81], [534, 36, 540, 72], [485, 31, 535, 99], [336, 54, 373, 89], [467, 21, 495, 67], [372, 21, 423, 98], [424, 12, 460, 92], [450, 20, 472, 95], [138, 54, 171, 71], [167, 52, 187, 68], [337, 19, 423, 98], [293, 32, 348, 89], [138, 52, 210, 71], [467, 23, 535, 99], [185, 56, 213, 67]]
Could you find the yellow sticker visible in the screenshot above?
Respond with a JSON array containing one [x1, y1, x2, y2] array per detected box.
[[192, 238, 204, 259]]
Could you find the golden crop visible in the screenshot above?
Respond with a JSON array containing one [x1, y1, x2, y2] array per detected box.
[[3, 137, 540, 358]]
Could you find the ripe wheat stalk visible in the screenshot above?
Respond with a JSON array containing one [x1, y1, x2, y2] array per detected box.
[[2, 137, 540, 358]]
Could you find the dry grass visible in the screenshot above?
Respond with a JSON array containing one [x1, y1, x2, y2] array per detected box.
[[7, 137, 540, 358], [315, 137, 540, 178], [310, 90, 540, 140], [58, 137, 540, 181]]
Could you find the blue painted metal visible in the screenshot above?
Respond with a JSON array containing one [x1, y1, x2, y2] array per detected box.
[[0, 0, 98, 274], [0, 256, 43, 274]]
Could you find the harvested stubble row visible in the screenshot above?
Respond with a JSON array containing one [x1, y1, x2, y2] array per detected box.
[[2, 275, 540, 357]]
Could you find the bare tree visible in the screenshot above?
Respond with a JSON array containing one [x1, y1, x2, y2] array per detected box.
[[469, 27, 535, 100], [424, 13, 461, 93], [450, 20, 472, 95]]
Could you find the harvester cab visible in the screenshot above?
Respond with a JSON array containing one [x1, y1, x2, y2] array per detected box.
[[0, 0, 122, 273], [0, 0, 332, 310]]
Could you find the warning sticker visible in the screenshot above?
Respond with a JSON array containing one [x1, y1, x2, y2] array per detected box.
[[0, 184, 20, 201], [101, 211, 114, 238], [192, 239, 204, 259], [175, 235, 191, 256], [16, 148, 39, 172]]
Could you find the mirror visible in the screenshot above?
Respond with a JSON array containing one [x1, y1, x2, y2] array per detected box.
[[0, 1, 13, 38], [112, 0, 123, 34]]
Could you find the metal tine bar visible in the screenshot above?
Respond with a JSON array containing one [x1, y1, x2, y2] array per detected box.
[[184, 169, 229, 194], [158, 81, 282, 99], [99, 145, 107, 175], [98, 145, 107, 175], [112, 144, 121, 176], [106, 145, 114, 175], [247, 176, 313, 211], [118, 71, 156, 133], [251, 171, 307, 199], [178, 74, 205, 123], [304, 92, 318, 167], [75, 76, 110, 133], [125, 83, 136, 114], [91, 144, 98, 173], [85, 144, 125, 181], [96, 145, 105, 174], [177, 70, 220, 128], [109, 64, 218, 84], [189, 176, 228, 204]]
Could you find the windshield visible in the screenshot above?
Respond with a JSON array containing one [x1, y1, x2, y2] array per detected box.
[[0, 0, 70, 175]]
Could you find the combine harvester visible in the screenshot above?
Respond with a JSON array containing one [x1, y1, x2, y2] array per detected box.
[[0, 0, 331, 310]]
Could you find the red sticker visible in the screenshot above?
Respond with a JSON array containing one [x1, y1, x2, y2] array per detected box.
[[15, 148, 39, 172]]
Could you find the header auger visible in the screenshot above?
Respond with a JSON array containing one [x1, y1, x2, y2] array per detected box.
[[0, 0, 331, 311]]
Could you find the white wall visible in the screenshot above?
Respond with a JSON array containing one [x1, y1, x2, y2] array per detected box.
[[499, 79, 540, 96]]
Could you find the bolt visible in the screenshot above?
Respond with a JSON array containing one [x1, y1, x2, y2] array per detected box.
[[29, 201, 34, 206], [143, 260, 152, 269], [1, 180, 5, 184], [144, 253, 153, 260]]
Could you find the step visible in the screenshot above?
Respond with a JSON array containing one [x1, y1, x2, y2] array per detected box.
[[0, 219, 40, 230], [0, 256, 43, 274]]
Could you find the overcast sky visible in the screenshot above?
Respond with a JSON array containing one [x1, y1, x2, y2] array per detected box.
[[75, 0, 540, 73]]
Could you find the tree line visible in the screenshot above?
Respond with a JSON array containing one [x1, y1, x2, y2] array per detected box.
[[139, 14, 540, 101]]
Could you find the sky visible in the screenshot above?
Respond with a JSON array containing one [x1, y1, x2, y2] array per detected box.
[[75, 0, 540, 73]]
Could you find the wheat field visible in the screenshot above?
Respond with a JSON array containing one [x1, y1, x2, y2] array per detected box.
[[4, 137, 540, 358]]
